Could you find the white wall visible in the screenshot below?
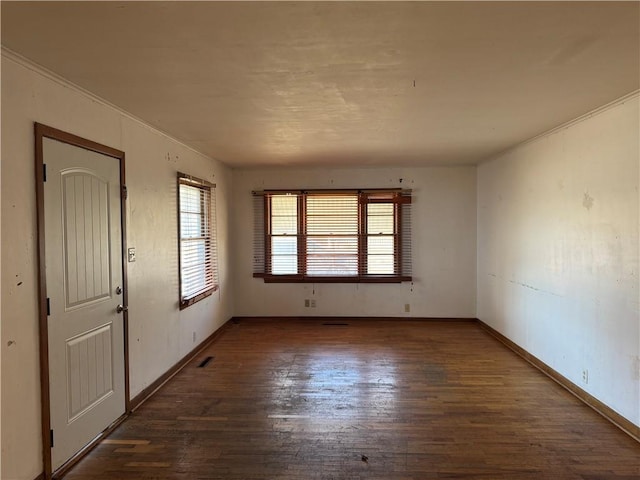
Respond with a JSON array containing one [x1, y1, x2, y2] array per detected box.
[[232, 166, 477, 318], [1, 52, 233, 480], [477, 94, 640, 428]]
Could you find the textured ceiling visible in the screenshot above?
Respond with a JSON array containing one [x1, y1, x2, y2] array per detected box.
[[2, 1, 639, 168]]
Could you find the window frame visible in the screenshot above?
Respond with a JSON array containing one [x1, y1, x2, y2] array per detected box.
[[177, 172, 218, 309], [254, 189, 411, 283]]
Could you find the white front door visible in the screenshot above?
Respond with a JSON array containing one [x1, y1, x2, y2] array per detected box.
[[43, 137, 126, 470]]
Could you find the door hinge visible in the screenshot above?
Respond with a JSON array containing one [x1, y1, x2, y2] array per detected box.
[[121, 185, 128, 200], [50, 429, 54, 447], [43, 164, 47, 182], [46, 298, 51, 316]]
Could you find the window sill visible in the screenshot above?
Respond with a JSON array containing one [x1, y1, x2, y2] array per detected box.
[[254, 274, 411, 284], [179, 285, 218, 310]]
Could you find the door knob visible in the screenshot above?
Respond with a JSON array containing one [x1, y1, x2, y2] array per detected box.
[[116, 304, 128, 314]]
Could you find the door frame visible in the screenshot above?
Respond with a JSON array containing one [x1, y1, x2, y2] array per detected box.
[[34, 123, 130, 479]]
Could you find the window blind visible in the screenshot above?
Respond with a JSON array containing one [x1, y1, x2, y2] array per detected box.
[[178, 173, 218, 308], [306, 193, 359, 276], [253, 189, 411, 283]]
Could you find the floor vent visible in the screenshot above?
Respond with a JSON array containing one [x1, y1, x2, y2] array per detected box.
[[197, 356, 214, 368]]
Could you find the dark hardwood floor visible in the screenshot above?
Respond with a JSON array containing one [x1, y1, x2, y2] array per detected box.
[[65, 318, 640, 479]]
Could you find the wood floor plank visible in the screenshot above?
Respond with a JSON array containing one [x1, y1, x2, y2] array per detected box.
[[65, 319, 639, 479], [123, 461, 171, 468], [176, 416, 229, 422], [101, 439, 150, 445]]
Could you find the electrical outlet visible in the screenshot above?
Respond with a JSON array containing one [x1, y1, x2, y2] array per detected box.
[[127, 247, 136, 262], [404, 303, 410, 313], [192, 332, 196, 343], [304, 299, 310, 307], [582, 369, 589, 384], [310, 299, 316, 308]]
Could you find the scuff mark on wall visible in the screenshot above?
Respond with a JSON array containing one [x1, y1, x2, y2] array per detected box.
[[583, 192, 594, 210], [633, 356, 640, 381], [508, 279, 562, 297]]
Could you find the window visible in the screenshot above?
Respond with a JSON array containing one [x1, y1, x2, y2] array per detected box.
[[253, 189, 412, 282], [178, 172, 218, 309]]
